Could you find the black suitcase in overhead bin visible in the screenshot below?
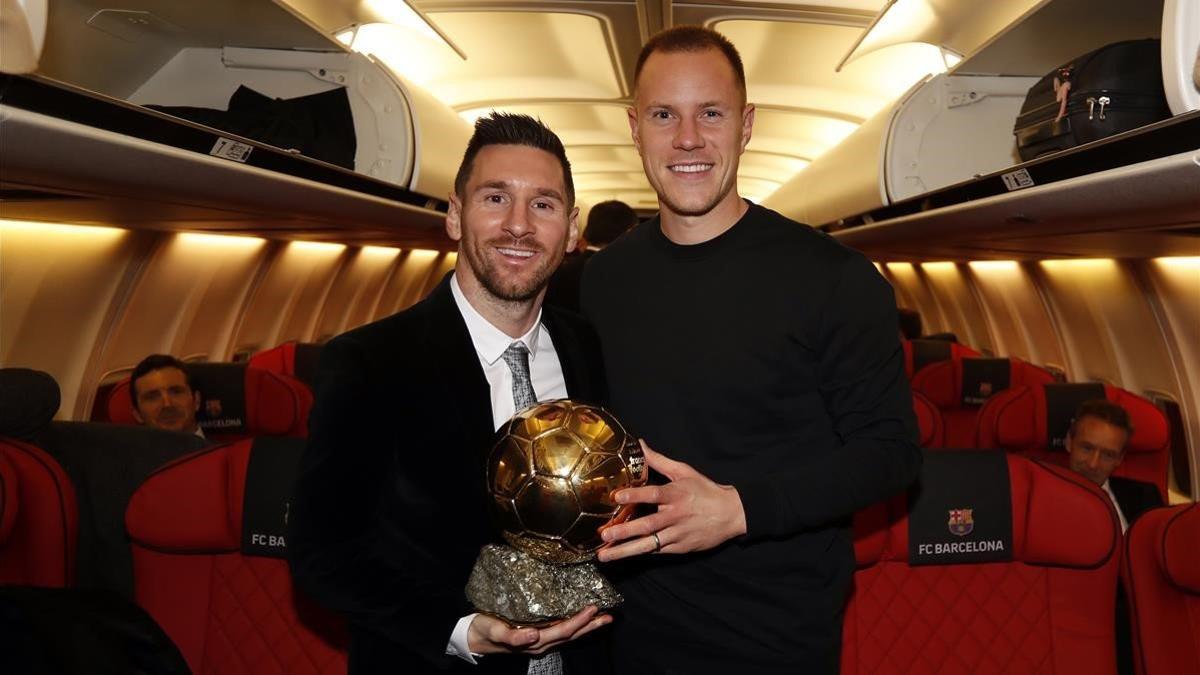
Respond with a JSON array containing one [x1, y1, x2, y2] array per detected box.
[[1014, 39, 1172, 161]]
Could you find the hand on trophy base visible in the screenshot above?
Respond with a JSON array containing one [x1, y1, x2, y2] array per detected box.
[[466, 544, 623, 626]]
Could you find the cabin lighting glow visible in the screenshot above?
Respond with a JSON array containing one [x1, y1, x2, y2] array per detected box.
[[362, 245, 401, 259], [968, 260, 1019, 272], [355, 0, 466, 62], [921, 262, 957, 272], [177, 232, 265, 250], [0, 219, 124, 239], [886, 262, 915, 273], [1039, 258, 1117, 272], [1155, 256, 1200, 270], [407, 249, 440, 263], [290, 241, 346, 254]]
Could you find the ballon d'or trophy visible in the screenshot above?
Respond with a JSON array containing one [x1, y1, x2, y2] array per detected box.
[[466, 400, 647, 625]]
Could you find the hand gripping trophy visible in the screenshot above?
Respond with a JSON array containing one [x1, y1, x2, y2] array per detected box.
[[466, 399, 647, 625]]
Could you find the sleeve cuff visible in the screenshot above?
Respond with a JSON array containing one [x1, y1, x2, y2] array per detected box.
[[736, 479, 782, 541], [446, 613, 483, 665]]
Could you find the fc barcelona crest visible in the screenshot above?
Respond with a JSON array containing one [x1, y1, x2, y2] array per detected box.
[[206, 399, 223, 418], [948, 508, 974, 537], [979, 382, 993, 397]]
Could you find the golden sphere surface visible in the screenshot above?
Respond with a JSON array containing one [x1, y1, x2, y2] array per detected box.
[[486, 399, 647, 564]]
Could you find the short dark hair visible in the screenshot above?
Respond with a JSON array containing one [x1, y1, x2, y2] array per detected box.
[[453, 112, 574, 208], [634, 26, 747, 102], [130, 354, 194, 405], [584, 200, 638, 246], [1071, 399, 1134, 440], [898, 308, 923, 340]]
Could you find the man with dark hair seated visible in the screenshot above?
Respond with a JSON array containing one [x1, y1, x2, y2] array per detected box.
[[897, 307, 923, 340], [1066, 398, 1163, 530], [129, 354, 202, 439], [545, 199, 638, 313]]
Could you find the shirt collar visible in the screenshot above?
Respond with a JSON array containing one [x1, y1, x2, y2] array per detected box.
[[451, 272, 543, 366]]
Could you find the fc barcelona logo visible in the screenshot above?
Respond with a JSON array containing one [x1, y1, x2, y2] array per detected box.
[[948, 509, 974, 537], [206, 399, 223, 418], [979, 382, 993, 397]]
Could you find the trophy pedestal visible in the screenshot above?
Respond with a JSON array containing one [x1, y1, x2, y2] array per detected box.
[[466, 544, 622, 626]]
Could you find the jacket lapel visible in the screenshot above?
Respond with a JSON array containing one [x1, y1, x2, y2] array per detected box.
[[422, 274, 495, 453], [542, 308, 587, 401]]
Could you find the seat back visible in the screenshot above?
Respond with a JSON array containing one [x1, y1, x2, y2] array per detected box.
[[107, 363, 313, 442], [0, 439, 78, 587], [126, 438, 347, 675], [902, 339, 981, 379], [913, 357, 1056, 448], [844, 453, 1121, 675], [912, 390, 944, 449], [1122, 504, 1200, 675], [976, 382, 1170, 499], [249, 342, 324, 390]]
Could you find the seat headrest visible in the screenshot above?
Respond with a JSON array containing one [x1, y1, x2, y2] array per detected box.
[[902, 339, 981, 379], [107, 363, 311, 438], [0, 451, 18, 545], [911, 391, 943, 448], [1160, 504, 1200, 592], [248, 341, 324, 388], [0, 369, 61, 440], [853, 453, 1117, 568], [914, 357, 1056, 410], [982, 382, 1168, 455], [126, 438, 305, 556]]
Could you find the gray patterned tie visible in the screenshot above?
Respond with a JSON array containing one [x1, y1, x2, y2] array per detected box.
[[501, 342, 563, 675], [501, 342, 538, 413]]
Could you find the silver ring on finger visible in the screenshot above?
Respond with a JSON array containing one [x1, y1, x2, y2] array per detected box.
[[650, 532, 662, 553]]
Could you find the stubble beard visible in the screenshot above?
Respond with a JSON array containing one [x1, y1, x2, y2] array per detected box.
[[463, 229, 563, 303]]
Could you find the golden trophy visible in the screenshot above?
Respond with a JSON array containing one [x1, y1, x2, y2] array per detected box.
[[466, 400, 647, 625]]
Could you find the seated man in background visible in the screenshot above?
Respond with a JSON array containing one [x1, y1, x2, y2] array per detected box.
[[897, 307, 923, 340], [130, 354, 203, 439], [545, 199, 638, 313], [1066, 398, 1163, 531]]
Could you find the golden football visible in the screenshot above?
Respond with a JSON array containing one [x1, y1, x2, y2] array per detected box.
[[486, 400, 647, 564]]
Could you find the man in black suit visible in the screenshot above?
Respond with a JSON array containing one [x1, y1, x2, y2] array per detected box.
[[288, 113, 611, 675], [1066, 399, 1164, 530]]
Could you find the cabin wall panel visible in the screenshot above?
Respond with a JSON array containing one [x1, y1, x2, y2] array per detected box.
[[885, 263, 946, 335], [100, 233, 268, 372], [235, 243, 345, 353], [967, 262, 1065, 369], [316, 247, 401, 340], [373, 251, 446, 320], [917, 263, 993, 352], [0, 222, 138, 418]]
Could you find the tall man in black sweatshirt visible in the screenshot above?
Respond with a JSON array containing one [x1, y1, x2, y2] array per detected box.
[[581, 26, 922, 674]]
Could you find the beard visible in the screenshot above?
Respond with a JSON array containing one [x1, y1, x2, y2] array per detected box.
[[461, 227, 565, 303], [651, 166, 737, 219]]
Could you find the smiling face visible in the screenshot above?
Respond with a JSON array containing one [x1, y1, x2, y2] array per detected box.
[[629, 48, 754, 231], [447, 143, 579, 305], [132, 366, 200, 434]]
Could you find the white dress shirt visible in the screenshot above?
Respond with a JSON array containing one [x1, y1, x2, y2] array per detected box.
[[1101, 479, 1130, 533], [445, 273, 569, 664]]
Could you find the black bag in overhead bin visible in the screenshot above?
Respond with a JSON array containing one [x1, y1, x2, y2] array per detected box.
[[1014, 39, 1171, 161]]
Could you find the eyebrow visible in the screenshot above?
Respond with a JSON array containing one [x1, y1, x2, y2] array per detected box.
[[476, 180, 564, 202]]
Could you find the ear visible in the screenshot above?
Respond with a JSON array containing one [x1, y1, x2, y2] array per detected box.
[[446, 193, 464, 242], [627, 105, 642, 153], [740, 103, 755, 153], [566, 206, 580, 253]]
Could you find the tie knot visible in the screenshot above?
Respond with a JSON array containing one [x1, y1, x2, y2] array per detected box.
[[501, 342, 531, 371]]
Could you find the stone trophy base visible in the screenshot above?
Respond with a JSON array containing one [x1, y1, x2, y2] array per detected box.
[[465, 544, 623, 626]]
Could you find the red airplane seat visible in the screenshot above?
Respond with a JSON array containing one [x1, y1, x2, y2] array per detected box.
[[976, 382, 1170, 500], [912, 391, 944, 449], [249, 341, 324, 390], [1122, 504, 1200, 675], [0, 439, 78, 587], [902, 339, 981, 380], [126, 438, 347, 675], [107, 363, 313, 442], [845, 453, 1121, 675], [913, 357, 1056, 448]]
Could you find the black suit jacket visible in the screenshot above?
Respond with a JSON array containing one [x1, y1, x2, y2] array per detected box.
[[1109, 476, 1164, 527], [288, 275, 609, 675]]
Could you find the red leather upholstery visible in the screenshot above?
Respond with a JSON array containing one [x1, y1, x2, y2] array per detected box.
[[844, 454, 1121, 675], [913, 357, 1056, 448], [249, 342, 323, 389], [976, 383, 1170, 499], [912, 391, 944, 449], [126, 440, 347, 675], [1122, 504, 1200, 675], [107, 364, 313, 442], [902, 339, 981, 380], [0, 438, 78, 587]]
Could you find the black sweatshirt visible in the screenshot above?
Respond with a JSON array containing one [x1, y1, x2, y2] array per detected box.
[[581, 202, 921, 673]]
